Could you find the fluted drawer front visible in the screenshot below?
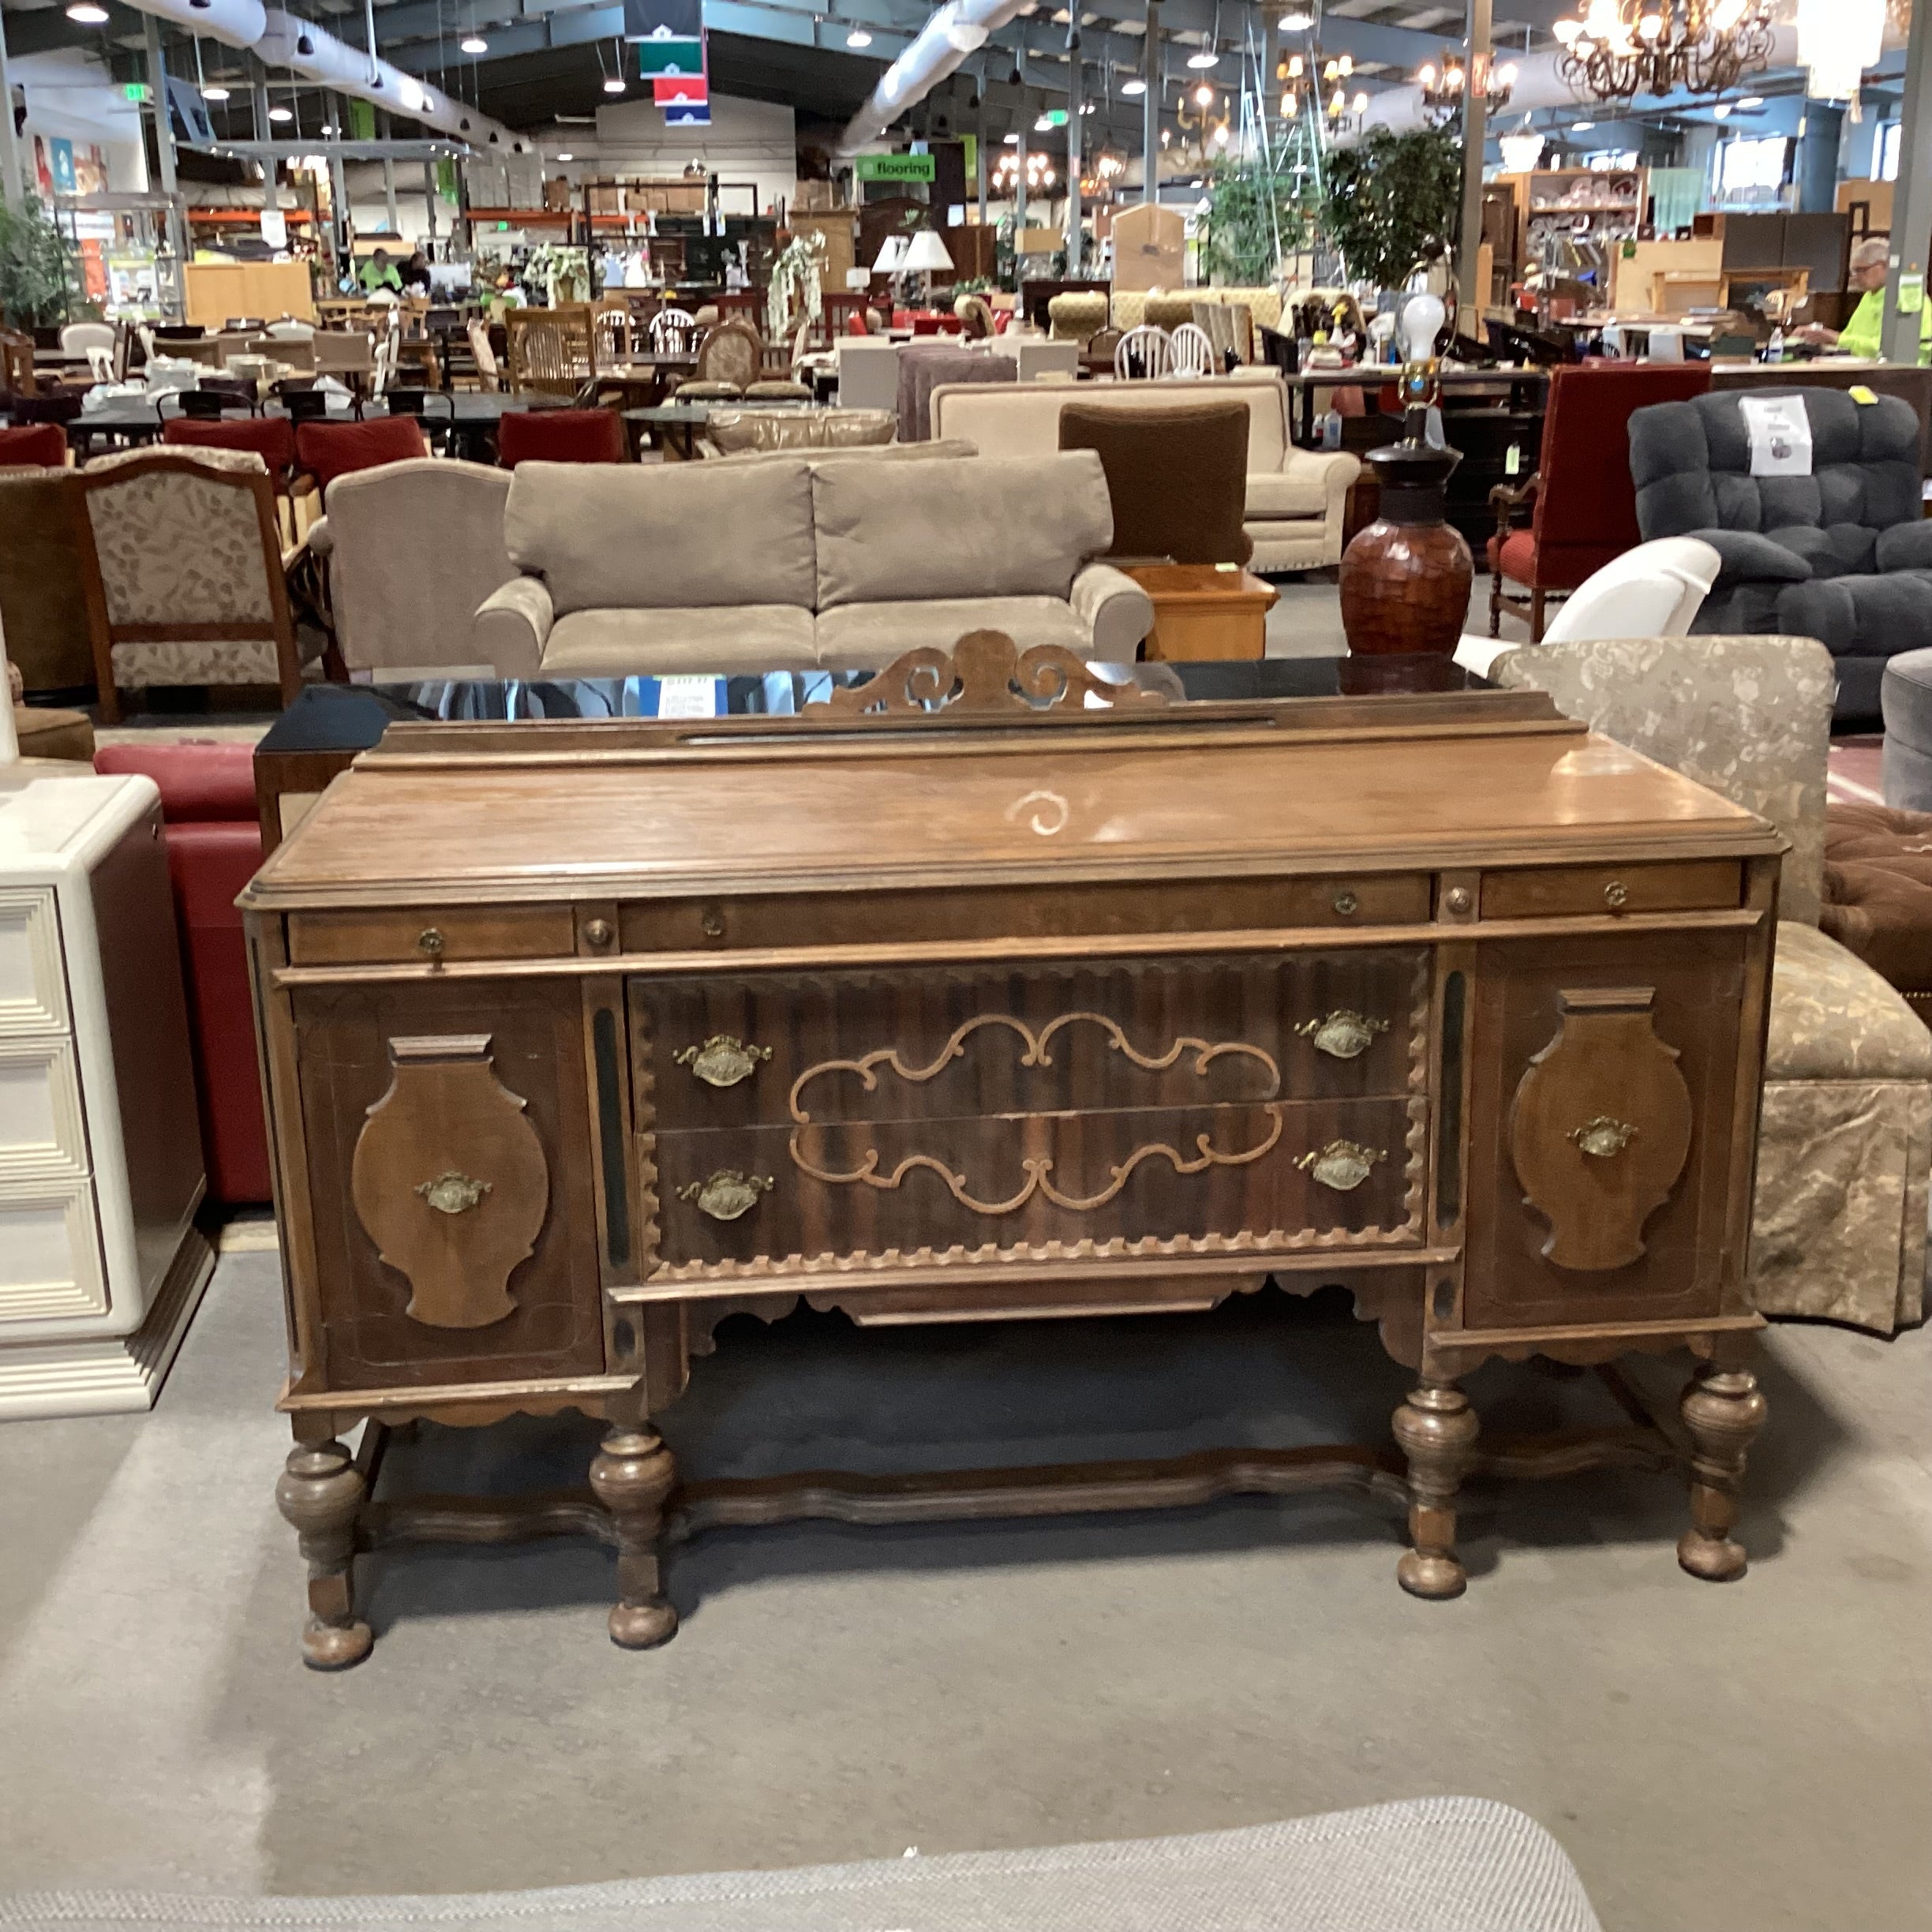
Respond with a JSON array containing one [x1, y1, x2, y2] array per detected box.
[[646, 1095, 1425, 1279], [635, 952, 1428, 1135]]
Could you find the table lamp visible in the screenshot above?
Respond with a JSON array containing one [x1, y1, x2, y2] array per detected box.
[[901, 229, 954, 306]]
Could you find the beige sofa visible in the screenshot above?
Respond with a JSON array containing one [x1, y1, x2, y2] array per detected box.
[[928, 373, 1360, 572], [473, 451, 1154, 676]]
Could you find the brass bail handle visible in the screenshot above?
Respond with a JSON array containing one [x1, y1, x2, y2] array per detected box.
[[417, 1170, 491, 1214]]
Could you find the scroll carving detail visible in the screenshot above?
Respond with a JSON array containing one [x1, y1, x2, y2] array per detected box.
[[351, 1034, 550, 1327], [812, 630, 1168, 719], [1508, 988, 1693, 1271]]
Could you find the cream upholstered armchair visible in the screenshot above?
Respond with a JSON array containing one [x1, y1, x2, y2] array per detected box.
[[75, 446, 322, 723], [1494, 634, 1932, 1334], [305, 457, 514, 676]]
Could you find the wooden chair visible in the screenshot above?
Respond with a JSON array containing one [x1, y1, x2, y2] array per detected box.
[[1114, 324, 1174, 380], [676, 319, 764, 399], [713, 290, 766, 327], [822, 291, 871, 340], [313, 328, 376, 395], [648, 306, 699, 356], [592, 300, 631, 372], [1, 328, 36, 399], [1167, 323, 1216, 378], [465, 318, 505, 391], [73, 447, 309, 724], [506, 305, 594, 395]]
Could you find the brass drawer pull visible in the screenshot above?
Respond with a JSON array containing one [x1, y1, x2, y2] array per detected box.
[[1604, 881, 1628, 910], [1570, 1115, 1638, 1158], [415, 1170, 492, 1215], [417, 927, 445, 962], [1296, 1009, 1390, 1060], [677, 1170, 774, 1222], [674, 1034, 772, 1088], [1332, 889, 1359, 917], [1295, 1140, 1385, 1191]]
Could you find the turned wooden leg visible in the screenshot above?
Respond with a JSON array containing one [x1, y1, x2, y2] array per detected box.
[[1393, 1379, 1480, 1600], [275, 1439, 372, 1671], [1677, 1365, 1767, 1582], [1530, 587, 1547, 644], [1488, 569, 1503, 637], [589, 1425, 678, 1649]]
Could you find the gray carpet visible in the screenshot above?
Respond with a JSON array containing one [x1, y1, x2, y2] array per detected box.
[[0, 1253, 1929, 1932]]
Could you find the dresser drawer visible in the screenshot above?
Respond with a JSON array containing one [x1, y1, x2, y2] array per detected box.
[[287, 907, 576, 968], [1480, 861, 1741, 922], [646, 1095, 1424, 1275], [0, 888, 67, 1037], [635, 953, 1429, 1135], [0, 1039, 88, 1182], [0, 1182, 107, 1325]]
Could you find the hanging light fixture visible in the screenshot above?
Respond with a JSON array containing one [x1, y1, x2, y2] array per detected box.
[[1795, 0, 1881, 100], [460, 31, 488, 53], [1414, 47, 1517, 120], [1551, 0, 1774, 102], [1497, 118, 1544, 169], [64, 3, 109, 24], [846, 24, 873, 44]]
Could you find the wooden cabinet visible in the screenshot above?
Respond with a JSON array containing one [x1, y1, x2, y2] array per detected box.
[[243, 639, 1784, 1668]]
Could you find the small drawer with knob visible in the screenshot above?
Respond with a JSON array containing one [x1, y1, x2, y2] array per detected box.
[[286, 907, 578, 968], [1478, 861, 1743, 924]]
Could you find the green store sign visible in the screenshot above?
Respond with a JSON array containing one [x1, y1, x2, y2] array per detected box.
[[856, 153, 938, 182]]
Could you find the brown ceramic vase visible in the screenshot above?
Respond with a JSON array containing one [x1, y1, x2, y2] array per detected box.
[[1338, 438, 1473, 656]]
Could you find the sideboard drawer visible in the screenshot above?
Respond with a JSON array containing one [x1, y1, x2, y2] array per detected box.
[[287, 906, 576, 968], [636, 953, 1430, 1135], [646, 1094, 1424, 1275], [1481, 861, 1742, 923]]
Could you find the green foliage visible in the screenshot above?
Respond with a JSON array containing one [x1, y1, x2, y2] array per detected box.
[[0, 197, 79, 330], [1200, 157, 1312, 287], [1319, 126, 1462, 290]]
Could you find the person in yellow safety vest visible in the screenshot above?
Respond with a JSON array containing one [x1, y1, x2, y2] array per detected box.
[[358, 247, 404, 295], [1795, 234, 1932, 363]]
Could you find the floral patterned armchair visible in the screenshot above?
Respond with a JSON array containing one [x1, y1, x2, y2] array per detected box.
[[1494, 633, 1932, 1334], [76, 447, 322, 724]]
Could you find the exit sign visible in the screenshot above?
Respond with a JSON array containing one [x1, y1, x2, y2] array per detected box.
[[120, 82, 153, 103], [856, 152, 937, 182]]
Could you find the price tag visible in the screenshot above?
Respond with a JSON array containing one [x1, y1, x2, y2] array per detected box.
[[1849, 384, 1879, 405], [1505, 442, 1522, 477], [653, 676, 721, 719]]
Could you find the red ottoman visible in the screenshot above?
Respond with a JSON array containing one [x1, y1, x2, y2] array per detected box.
[[93, 743, 271, 1203]]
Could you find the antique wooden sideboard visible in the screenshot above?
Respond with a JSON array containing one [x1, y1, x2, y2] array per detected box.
[[242, 637, 1784, 1668]]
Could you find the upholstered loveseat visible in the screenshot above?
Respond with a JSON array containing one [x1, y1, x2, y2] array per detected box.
[[474, 451, 1154, 676], [1629, 387, 1932, 720], [928, 373, 1360, 571]]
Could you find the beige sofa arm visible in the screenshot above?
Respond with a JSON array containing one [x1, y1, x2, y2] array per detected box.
[[472, 576, 552, 676], [1283, 446, 1361, 525], [1070, 563, 1155, 661]]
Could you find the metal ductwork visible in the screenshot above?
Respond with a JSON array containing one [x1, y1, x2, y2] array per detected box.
[[123, 0, 268, 53], [256, 8, 533, 149], [837, 0, 1033, 153]]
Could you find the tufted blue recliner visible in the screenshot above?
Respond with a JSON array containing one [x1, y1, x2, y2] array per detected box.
[[1628, 386, 1932, 721]]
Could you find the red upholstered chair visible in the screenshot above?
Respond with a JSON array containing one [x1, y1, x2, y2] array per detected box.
[[0, 423, 69, 468], [496, 407, 626, 469], [1488, 362, 1713, 640], [163, 414, 298, 479], [92, 742, 270, 1204], [293, 415, 429, 500]]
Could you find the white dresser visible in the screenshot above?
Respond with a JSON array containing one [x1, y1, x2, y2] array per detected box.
[[0, 776, 212, 1420]]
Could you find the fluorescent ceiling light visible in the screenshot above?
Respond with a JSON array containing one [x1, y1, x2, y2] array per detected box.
[[1737, 93, 1764, 106], [397, 77, 426, 111], [1120, 74, 1146, 93], [65, 4, 109, 24], [846, 25, 872, 43], [268, 104, 294, 122], [1279, 9, 1314, 27], [1571, 118, 1595, 129], [202, 83, 231, 100], [557, 150, 575, 160], [1712, 100, 1732, 115], [461, 32, 488, 53], [1003, 130, 1020, 142], [604, 75, 626, 91], [1187, 47, 1219, 66]]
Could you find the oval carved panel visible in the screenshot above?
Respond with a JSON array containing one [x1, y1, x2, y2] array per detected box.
[[350, 1034, 550, 1328], [1508, 988, 1694, 1272]]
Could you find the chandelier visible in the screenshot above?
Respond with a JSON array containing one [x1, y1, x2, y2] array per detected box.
[[1413, 47, 1518, 120], [1275, 51, 1368, 127], [1552, 0, 1774, 103]]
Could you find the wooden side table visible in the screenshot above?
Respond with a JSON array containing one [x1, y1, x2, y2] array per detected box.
[[1124, 564, 1279, 661]]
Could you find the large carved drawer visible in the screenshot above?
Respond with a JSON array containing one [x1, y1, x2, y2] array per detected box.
[[647, 1096, 1425, 1276], [633, 953, 1430, 1136]]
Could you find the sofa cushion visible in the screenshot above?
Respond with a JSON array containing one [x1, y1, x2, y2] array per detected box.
[[1821, 799, 1932, 998], [95, 739, 257, 819], [1486, 528, 1541, 584], [1765, 919, 1932, 1082], [811, 452, 1111, 610], [505, 459, 816, 616], [1245, 466, 1330, 520], [541, 604, 817, 676], [814, 597, 1091, 668]]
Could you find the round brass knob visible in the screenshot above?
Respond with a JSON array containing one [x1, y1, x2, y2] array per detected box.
[[584, 917, 614, 949], [417, 927, 445, 961], [1604, 881, 1629, 910], [1443, 886, 1473, 916], [1333, 889, 1359, 918], [700, 908, 726, 939]]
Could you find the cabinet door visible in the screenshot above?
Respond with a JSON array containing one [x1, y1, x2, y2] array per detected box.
[[293, 979, 604, 1391], [1462, 930, 1754, 1331]]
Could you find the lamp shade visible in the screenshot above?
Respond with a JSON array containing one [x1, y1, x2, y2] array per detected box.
[[902, 229, 954, 271], [872, 234, 909, 273]]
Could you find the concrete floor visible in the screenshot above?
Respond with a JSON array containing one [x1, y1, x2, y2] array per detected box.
[[2, 1250, 1930, 1930]]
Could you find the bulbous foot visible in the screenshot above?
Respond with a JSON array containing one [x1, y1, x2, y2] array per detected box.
[[609, 1599, 680, 1649]]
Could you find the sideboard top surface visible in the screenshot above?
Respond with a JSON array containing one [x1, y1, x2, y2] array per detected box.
[[242, 713, 1782, 910]]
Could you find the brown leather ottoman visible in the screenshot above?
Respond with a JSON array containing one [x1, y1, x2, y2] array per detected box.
[[14, 705, 95, 763], [1822, 801, 1932, 1024]]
